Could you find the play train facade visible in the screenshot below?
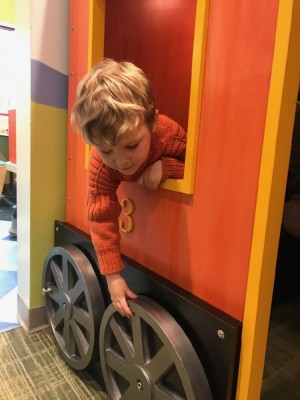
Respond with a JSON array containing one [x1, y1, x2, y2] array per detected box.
[[9, 1, 300, 399], [53, 1, 299, 398]]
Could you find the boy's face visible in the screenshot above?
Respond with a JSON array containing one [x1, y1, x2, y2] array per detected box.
[[96, 122, 155, 175]]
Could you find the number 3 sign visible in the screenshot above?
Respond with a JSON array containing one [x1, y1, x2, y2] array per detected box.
[[119, 198, 135, 233]]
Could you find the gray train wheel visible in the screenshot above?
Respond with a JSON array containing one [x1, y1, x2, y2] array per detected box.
[[99, 296, 212, 400], [42, 245, 105, 370]]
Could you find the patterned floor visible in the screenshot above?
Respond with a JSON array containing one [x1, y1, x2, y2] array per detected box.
[[262, 295, 300, 400], [0, 220, 20, 332], [0, 328, 108, 399]]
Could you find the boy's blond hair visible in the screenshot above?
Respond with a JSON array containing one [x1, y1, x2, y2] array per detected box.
[[71, 59, 156, 145]]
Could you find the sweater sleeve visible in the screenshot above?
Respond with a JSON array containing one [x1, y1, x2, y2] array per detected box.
[[87, 147, 124, 275], [158, 118, 186, 180], [161, 157, 185, 180]]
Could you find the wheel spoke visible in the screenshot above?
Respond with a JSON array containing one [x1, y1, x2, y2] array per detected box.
[[154, 385, 184, 400], [120, 387, 137, 400], [63, 320, 75, 356], [73, 306, 91, 332], [147, 345, 174, 382], [70, 320, 88, 358], [47, 288, 60, 304], [105, 348, 130, 379], [51, 307, 64, 329], [62, 256, 69, 292], [70, 280, 84, 303], [49, 259, 63, 290], [131, 314, 145, 364], [109, 317, 134, 361]]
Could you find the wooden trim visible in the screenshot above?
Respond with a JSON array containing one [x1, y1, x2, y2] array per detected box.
[[160, 0, 210, 194], [236, 1, 300, 398]]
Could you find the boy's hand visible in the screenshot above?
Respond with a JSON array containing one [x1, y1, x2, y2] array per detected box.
[[138, 159, 162, 190], [106, 272, 138, 317]]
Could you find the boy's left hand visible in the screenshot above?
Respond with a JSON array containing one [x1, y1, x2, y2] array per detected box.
[[138, 159, 162, 189]]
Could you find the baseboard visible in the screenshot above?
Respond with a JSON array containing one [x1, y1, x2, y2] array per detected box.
[[17, 294, 49, 333]]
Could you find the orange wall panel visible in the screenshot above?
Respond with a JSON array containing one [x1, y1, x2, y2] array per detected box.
[[116, 0, 279, 321]]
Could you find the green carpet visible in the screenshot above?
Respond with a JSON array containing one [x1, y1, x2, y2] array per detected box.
[[0, 327, 108, 400]]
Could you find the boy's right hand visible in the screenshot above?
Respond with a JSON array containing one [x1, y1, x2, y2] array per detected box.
[[138, 159, 162, 190], [106, 272, 138, 318]]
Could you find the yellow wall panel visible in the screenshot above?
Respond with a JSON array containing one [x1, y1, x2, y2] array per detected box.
[[29, 101, 67, 307], [0, 0, 15, 24]]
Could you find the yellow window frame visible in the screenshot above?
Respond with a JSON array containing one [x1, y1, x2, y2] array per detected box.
[[86, 0, 210, 195]]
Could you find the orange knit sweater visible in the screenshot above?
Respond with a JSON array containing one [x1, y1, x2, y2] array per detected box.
[[86, 114, 186, 275]]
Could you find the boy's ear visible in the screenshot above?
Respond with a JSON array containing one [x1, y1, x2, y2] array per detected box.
[[151, 109, 159, 133]]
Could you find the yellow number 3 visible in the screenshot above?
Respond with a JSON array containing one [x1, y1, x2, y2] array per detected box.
[[119, 198, 135, 233]]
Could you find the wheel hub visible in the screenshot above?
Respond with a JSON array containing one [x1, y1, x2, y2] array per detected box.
[[131, 364, 152, 399], [62, 293, 72, 319]]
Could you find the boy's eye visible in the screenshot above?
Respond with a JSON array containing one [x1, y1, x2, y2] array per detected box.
[[99, 149, 112, 155], [126, 143, 139, 150]]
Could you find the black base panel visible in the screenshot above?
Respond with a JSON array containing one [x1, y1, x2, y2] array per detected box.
[[54, 220, 242, 400]]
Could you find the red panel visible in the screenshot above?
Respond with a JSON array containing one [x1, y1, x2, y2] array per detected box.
[[66, 0, 90, 233], [104, 0, 197, 130], [8, 109, 16, 163]]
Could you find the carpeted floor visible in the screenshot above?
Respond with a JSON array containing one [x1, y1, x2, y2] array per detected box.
[[0, 327, 108, 400]]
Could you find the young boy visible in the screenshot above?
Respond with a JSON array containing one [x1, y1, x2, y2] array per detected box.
[[72, 59, 186, 317]]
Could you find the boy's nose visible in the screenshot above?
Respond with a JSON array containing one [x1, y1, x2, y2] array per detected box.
[[115, 154, 131, 169]]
